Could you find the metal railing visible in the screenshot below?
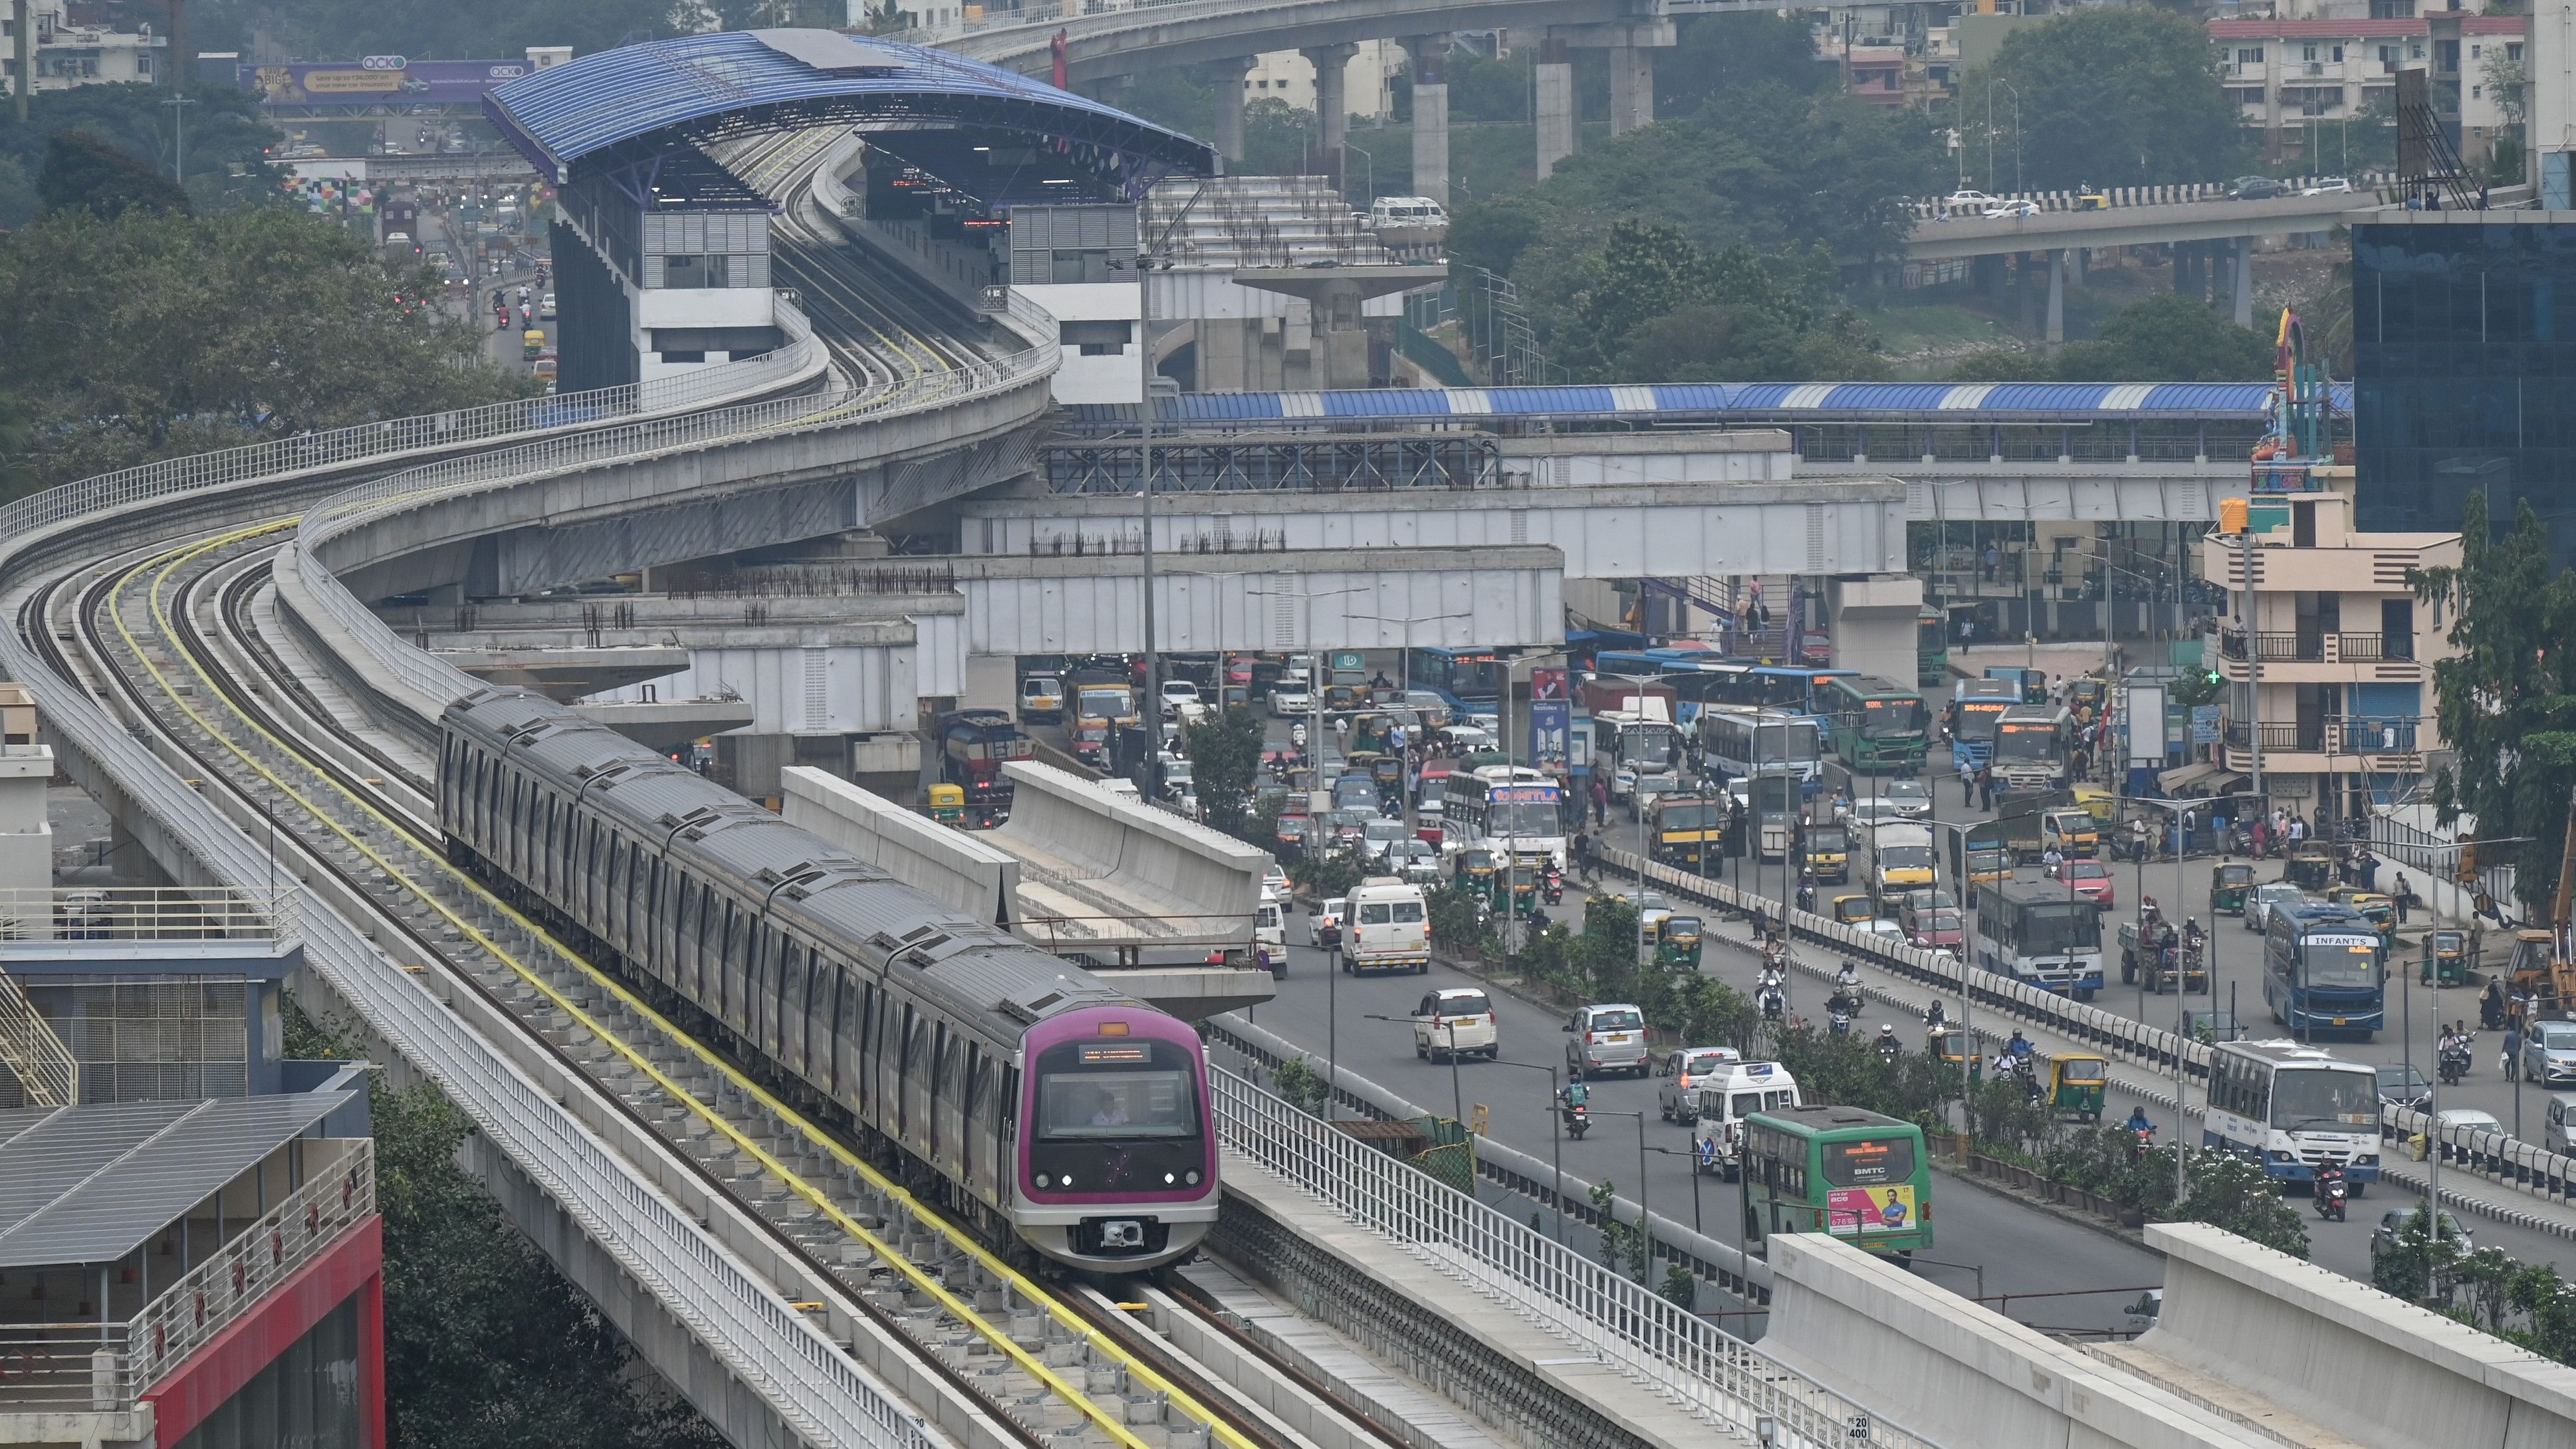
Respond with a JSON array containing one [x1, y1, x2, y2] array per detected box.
[[291, 335, 1056, 709], [0, 887, 290, 943], [2220, 717, 2423, 754], [0, 1141, 373, 1410], [0, 960, 74, 1107], [0, 311, 950, 1447], [1209, 1067, 1942, 1449]]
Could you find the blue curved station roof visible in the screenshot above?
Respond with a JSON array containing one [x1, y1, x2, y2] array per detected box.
[[1072, 380, 2345, 427], [488, 29, 1215, 184]]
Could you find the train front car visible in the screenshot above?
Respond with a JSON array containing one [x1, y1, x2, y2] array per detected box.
[[1015, 1004, 1217, 1270]]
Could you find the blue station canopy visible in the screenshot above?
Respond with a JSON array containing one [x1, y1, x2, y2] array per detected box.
[[488, 29, 1216, 185]]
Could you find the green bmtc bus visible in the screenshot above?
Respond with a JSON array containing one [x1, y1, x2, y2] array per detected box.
[[1821, 675, 1930, 774], [1742, 1103, 1932, 1265], [1917, 606, 1948, 688]]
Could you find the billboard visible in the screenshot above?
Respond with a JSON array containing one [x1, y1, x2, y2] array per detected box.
[[1528, 701, 1570, 772], [240, 58, 534, 107], [1530, 667, 1567, 702]]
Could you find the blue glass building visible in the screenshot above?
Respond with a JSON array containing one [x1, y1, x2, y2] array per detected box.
[[2353, 217, 2576, 560]]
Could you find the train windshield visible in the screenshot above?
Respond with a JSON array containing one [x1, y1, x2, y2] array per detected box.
[[1036, 1038, 1201, 1141]]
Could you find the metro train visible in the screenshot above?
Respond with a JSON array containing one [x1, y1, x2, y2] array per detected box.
[[437, 687, 1217, 1271]]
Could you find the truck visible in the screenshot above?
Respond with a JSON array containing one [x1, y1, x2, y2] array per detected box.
[[1800, 820, 1851, 885], [1947, 678, 2018, 772], [1983, 666, 2049, 705], [2117, 918, 2206, 993], [1338, 876, 1431, 975], [1578, 676, 1678, 721], [1855, 820, 1936, 899], [937, 710, 1033, 809], [1746, 775, 1802, 861], [1950, 820, 2012, 891], [1986, 789, 2095, 863]]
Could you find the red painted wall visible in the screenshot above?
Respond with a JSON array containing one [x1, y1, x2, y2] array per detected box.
[[143, 1216, 385, 1448]]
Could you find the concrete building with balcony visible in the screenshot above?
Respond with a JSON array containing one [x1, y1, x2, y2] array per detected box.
[[2210, 15, 2523, 169], [2205, 479, 2458, 821], [0, 0, 164, 98]]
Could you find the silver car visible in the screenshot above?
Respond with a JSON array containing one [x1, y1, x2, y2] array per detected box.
[[2523, 1020, 2576, 1086], [1566, 1003, 1651, 1079], [2246, 882, 2305, 932], [1659, 1046, 1742, 1122]]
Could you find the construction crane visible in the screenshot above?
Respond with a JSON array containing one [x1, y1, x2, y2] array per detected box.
[[2505, 786, 2576, 1013]]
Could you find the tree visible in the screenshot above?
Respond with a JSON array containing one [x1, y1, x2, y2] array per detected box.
[[2412, 493, 2576, 919], [0, 83, 281, 211], [37, 130, 189, 220], [1655, 12, 1835, 117], [1957, 8, 2246, 192], [2178, 1150, 2309, 1258], [0, 205, 528, 485], [0, 390, 33, 503], [1552, 219, 1885, 383], [1182, 705, 1266, 837], [191, 0, 681, 69], [1950, 296, 2274, 383]]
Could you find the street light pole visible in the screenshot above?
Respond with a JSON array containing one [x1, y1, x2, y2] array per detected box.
[[1593, 1108, 1651, 1281], [1644, 1145, 1704, 1236], [1486, 1058, 1567, 1242], [1368, 1012, 1462, 1125]]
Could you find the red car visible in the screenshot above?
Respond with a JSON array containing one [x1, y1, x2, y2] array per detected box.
[[2059, 859, 2115, 909], [1907, 907, 1965, 952]]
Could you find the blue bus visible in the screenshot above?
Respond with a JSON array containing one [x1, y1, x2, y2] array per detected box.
[[1706, 665, 1857, 719], [1405, 647, 1511, 713], [1594, 648, 1736, 725], [2263, 903, 2387, 1038]]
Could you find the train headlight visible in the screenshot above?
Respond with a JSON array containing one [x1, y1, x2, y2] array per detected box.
[[1186, 1170, 1200, 1185], [1164, 1172, 1176, 1184], [1036, 1173, 1051, 1188]]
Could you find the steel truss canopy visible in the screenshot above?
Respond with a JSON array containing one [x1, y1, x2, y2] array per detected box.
[[485, 28, 1217, 187]]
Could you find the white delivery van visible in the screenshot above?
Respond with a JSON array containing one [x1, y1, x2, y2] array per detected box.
[[1340, 876, 1430, 975], [1254, 889, 1286, 977], [1691, 1061, 1803, 1180]]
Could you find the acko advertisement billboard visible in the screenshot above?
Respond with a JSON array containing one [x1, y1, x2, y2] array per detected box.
[[241, 56, 532, 106]]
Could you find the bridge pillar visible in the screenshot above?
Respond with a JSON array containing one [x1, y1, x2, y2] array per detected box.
[[2231, 237, 2255, 327], [1403, 36, 1451, 203], [2045, 247, 2065, 348], [1211, 56, 1256, 163], [1302, 43, 1358, 186], [1534, 37, 1575, 179], [1608, 44, 1653, 135]]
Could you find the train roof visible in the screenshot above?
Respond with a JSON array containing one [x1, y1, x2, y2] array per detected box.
[[445, 690, 1147, 1040]]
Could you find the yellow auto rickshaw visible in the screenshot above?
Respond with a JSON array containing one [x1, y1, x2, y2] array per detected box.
[[2045, 1052, 2108, 1121], [2074, 785, 2115, 823], [1455, 848, 1499, 906], [2284, 847, 2337, 892], [1657, 915, 1704, 970], [2211, 862, 2255, 915], [1929, 1026, 1982, 1085], [2422, 929, 2469, 986], [1830, 893, 1877, 925], [927, 783, 967, 826], [523, 328, 546, 360]]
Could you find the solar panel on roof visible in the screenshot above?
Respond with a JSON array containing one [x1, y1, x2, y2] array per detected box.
[[751, 29, 908, 72]]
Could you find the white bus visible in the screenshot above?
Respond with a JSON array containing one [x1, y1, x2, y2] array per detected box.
[[1696, 707, 1823, 786], [2202, 1040, 2383, 1188], [1445, 772, 1568, 871]]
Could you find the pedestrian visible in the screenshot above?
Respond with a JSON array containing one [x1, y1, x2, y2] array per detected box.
[[1591, 777, 1609, 828], [1957, 754, 1976, 806], [1977, 767, 1993, 813], [2483, 979, 2508, 1032], [2181, 806, 2198, 855], [2506, 1020, 2523, 1079], [1983, 542, 2000, 582]]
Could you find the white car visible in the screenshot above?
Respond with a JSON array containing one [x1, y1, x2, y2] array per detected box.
[[1387, 838, 1442, 883], [1413, 986, 1498, 1062], [1443, 723, 1495, 752], [2301, 177, 2353, 195], [538, 290, 557, 319], [1942, 189, 1999, 209], [1857, 919, 1910, 948], [1882, 779, 1931, 820], [1360, 817, 1413, 865], [1262, 864, 1289, 896], [1984, 199, 2042, 219], [1269, 681, 1313, 717]]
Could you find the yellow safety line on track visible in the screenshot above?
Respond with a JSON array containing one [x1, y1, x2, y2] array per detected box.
[[109, 526, 1252, 1449]]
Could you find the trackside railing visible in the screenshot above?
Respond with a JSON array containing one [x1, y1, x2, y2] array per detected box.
[[0, 1141, 374, 1410], [291, 336, 1058, 709], [0, 959, 73, 1107], [0, 318, 964, 1449], [1208, 1067, 1943, 1449]]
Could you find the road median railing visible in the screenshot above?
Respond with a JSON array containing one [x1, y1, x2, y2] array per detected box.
[[1205, 1033, 1942, 1449], [1597, 845, 2576, 1224]]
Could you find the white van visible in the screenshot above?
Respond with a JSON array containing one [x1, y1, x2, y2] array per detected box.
[[1340, 876, 1430, 975], [1254, 889, 1286, 977], [1691, 1061, 1803, 1180], [1411, 986, 1497, 1061]]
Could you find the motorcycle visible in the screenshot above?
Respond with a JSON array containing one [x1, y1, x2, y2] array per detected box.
[[1290, 721, 1308, 750], [1562, 1101, 1591, 1140], [1829, 1010, 1853, 1036], [2129, 1124, 2158, 1161], [1874, 1034, 1902, 1064], [1760, 988, 1786, 1024], [2438, 1042, 2471, 1086], [2314, 1170, 2349, 1222], [1542, 867, 1564, 905]]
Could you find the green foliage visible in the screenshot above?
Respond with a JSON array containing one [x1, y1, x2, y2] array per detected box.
[[1271, 1056, 1332, 1116], [193, 0, 680, 68], [1182, 705, 1266, 836], [1446, 199, 1541, 282], [1658, 1262, 1699, 1310], [282, 996, 724, 1449], [1425, 881, 1492, 954], [2412, 493, 2576, 918], [0, 391, 34, 502], [0, 205, 528, 489], [1948, 296, 2274, 384], [2174, 1150, 2307, 1258], [1240, 98, 1320, 177], [1588, 1178, 1647, 1281], [1549, 218, 1885, 385], [0, 82, 281, 215], [39, 130, 189, 220], [0, 158, 35, 231], [1956, 8, 2246, 191], [1290, 844, 1365, 901], [1655, 13, 1836, 116], [1447, 48, 1535, 124]]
